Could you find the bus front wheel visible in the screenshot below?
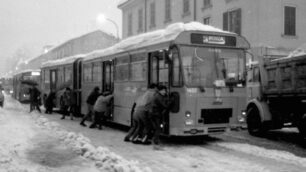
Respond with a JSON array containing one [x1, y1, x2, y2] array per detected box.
[[247, 106, 264, 136]]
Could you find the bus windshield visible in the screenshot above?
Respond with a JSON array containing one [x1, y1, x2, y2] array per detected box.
[[180, 46, 245, 87]]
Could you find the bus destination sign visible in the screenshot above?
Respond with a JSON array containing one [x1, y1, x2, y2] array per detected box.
[[191, 33, 236, 46]]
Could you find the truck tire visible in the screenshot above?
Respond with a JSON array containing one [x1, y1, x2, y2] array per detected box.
[[247, 106, 264, 136], [297, 114, 306, 138]]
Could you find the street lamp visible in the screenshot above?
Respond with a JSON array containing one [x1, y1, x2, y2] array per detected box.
[[96, 14, 119, 39]]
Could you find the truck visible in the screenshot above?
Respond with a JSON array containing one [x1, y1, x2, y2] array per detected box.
[[246, 53, 306, 137]]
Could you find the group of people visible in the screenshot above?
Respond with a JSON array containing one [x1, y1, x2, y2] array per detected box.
[[80, 86, 113, 130], [28, 83, 170, 149], [124, 84, 171, 149]]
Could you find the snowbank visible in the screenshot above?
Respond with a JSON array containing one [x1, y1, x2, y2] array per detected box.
[[32, 113, 151, 172]]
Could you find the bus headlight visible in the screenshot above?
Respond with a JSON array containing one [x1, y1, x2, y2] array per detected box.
[[9, 90, 13, 94], [185, 119, 194, 125], [185, 111, 191, 118]]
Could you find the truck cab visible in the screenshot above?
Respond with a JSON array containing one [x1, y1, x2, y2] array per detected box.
[[246, 55, 306, 137]]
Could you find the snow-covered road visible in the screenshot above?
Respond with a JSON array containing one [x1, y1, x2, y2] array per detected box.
[[1, 94, 306, 172]]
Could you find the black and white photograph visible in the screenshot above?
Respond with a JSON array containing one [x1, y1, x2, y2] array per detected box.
[[0, 0, 306, 171]]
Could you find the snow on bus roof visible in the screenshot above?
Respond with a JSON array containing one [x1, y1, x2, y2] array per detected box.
[[14, 69, 41, 75], [84, 22, 233, 62], [42, 54, 86, 68]]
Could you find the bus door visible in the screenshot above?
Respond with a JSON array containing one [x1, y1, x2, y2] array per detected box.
[[50, 69, 57, 92], [103, 60, 114, 120], [73, 59, 82, 113], [149, 50, 170, 134]]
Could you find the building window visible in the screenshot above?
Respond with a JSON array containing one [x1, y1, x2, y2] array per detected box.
[[203, 17, 210, 25], [150, 2, 156, 28], [128, 13, 133, 36], [165, 0, 172, 23], [203, 0, 212, 9], [138, 9, 143, 33], [150, 2, 155, 28], [284, 6, 296, 36], [223, 8, 241, 35], [183, 0, 190, 16]]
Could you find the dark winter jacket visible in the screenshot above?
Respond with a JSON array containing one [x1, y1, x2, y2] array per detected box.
[[86, 91, 100, 105], [45, 92, 55, 108], [30, 87, 41, 102], [150, 92, 168, 118]]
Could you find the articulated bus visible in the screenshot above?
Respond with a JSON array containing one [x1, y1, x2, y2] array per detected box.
[[12, 69, 41, 102], [81, 22, 250, 136], [40, 54, 84, 113]]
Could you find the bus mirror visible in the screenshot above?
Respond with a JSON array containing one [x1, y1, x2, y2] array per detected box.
[[169, 92, 180, 113]]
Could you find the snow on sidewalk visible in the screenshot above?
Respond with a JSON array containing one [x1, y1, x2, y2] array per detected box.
[[0, 95, 151, 172], [216, 142, 306, 168]]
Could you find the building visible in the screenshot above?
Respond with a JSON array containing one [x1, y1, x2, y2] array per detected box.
[[25, 30, 119, 71], [118, 0, 306, 59]]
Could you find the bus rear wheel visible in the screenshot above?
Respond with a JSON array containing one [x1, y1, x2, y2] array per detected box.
[[247, 106, 264, 136]]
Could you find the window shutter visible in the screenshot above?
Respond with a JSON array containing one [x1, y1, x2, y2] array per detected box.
[[223, 12, 228, 31], [236, 8, 242, 35]]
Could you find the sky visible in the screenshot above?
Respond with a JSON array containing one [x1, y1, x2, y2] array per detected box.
[[0, 0, 122, 75]]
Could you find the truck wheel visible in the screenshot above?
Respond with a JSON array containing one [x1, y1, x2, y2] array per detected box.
[[247, 107, 264, 136], [297, 114, 306, 138]]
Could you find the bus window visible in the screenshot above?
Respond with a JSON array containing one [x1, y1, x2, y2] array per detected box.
[[115, 56, 129, 82], [83, 63, 92, 82], [170, 47, 182, 87], [130, 53, 146, 81], [50, 70, 57, 91], [149, 51, 169, 86], [64, 66, 72, 82], [92, 62, 102, 82], [44, 70, 50, 84], [103, 61, 113, 92], [159, 53, 169, 85]]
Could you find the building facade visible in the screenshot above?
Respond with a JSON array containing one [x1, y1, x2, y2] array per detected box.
[[118, 0, 306, 59], [25, 30, 118, 71]]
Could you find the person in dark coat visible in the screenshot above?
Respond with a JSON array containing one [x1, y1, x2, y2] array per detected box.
[[89, 91, 113, 129], [124, 84, 157, 143], [29, 85, 41, 113], [148, 85, 169, 149], [61, 87, 73, 120], [80, 87, 100, 126], [45, 91, 55, 114]]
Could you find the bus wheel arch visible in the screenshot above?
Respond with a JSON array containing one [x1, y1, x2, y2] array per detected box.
[[246, 101, 270, 136]]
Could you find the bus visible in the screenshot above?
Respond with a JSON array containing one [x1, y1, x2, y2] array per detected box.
[[12, 69, 41, 102], [81, 22, 250, 136], [40, 54, 84, 113]]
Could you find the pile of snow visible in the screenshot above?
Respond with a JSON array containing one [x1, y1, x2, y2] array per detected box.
[[32, 115, 151, 172], [287, 43, 306, 58], [217, 142, 306, 168]]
